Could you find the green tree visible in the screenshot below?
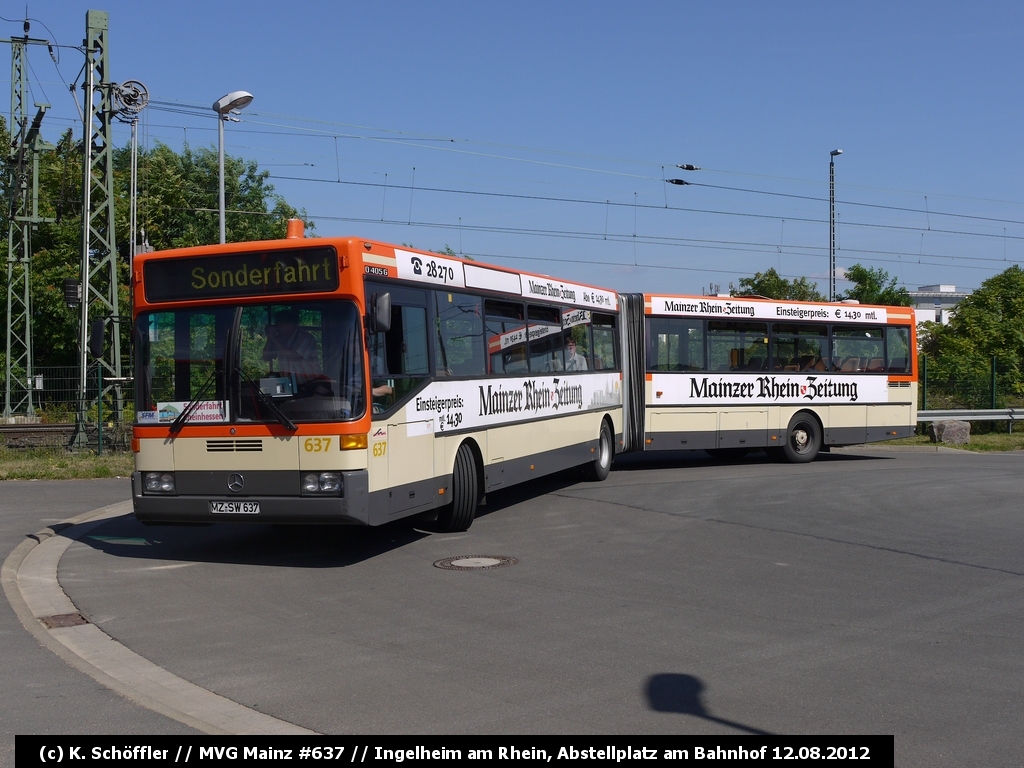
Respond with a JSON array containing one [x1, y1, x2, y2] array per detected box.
[[0, 137, 314, 368], [839, 264, 913, 306], [927, 265, 1024, 397], [116, 143, 312, 251], [732, 268, 824, 301]]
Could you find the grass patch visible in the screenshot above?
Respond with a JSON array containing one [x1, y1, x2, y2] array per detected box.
[[887, 432, 1024, 452], [0, 448, 134, 480]]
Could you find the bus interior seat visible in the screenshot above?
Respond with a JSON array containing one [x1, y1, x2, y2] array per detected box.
[[864, 357, 884, 372]]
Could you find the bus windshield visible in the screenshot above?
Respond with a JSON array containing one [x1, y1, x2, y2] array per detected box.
[[134, 299, 366, 425]]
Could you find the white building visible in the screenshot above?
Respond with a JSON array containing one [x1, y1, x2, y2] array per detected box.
[[908, 284, 971, 325]]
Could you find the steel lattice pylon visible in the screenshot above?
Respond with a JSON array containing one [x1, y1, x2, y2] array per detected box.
[[4, 29, 54, 421], [74, 10, 123, 446]]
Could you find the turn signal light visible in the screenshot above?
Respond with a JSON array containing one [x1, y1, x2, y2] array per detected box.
[[340, 434, 368, 450]]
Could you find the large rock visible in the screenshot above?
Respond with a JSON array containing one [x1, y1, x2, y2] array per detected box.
[[930, 420, 971, 445]]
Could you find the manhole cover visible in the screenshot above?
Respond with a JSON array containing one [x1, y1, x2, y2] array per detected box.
[[434, 555, 517, 571], [39, 612, 89, 629]]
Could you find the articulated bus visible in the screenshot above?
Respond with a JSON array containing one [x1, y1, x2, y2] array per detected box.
[[131, 223, 622, 531], [616, 293, 917, 462], [130, 225, 916, 531]]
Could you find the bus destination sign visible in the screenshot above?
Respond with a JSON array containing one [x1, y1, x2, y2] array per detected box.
[[144, 246, 340, 303]]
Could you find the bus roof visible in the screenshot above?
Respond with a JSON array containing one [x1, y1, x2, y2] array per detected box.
[[133, 235, 619, 313], [358, 240, 618, 312], [644, 293, 915, 325]]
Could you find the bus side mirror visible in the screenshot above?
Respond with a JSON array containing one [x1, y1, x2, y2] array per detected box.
[[370, 292, 392, 334], [89, 318, 106, 358]]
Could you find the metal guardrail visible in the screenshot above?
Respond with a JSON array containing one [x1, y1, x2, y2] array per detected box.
[[918, 409, 1023, 422]]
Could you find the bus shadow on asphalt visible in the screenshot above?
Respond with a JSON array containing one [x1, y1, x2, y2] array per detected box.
[[431, 466, 593, 527], [67, 469, 592, 565], [611, 449, 891, 472], [646, 673, 774, 735], [69, 513, 431, 568]]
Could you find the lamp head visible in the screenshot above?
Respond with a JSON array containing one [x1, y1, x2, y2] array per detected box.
[[213, 91, 254, 115], [830, 149, 843, 157]]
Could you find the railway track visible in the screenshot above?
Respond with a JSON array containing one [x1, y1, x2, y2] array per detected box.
[[0, 422, 136, 451]]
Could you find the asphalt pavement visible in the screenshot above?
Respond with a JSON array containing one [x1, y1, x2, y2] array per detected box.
[[0, 479, 195, 768], [3, 448, 1023, 767]]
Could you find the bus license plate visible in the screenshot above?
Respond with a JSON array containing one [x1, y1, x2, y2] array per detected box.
[[209, 501, 260, 515]]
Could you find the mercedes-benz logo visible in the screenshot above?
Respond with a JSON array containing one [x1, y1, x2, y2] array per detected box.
[[227, 473, 245, 493]]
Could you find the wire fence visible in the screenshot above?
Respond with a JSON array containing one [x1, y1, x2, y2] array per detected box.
[[2, 358, 1022, 451], [919, 356, 1023, 420], [1, 365, 134, 452]]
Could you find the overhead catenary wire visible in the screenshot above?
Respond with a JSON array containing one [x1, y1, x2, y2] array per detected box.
[[9, 64, 1021, 291], [264, 172, 1024, 244], [179, 204, 1017, 273], [92, 106, 1024, 234], [136, 104, 1024, 221], [21, 86, 1024, 218]]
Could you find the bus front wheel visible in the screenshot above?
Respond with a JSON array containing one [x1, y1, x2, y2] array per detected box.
[[582, 420, 613, 481], [783, 412, 822, 463], [437, 443, 479, 531]]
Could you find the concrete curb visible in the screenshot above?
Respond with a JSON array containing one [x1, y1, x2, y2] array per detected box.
[[1, 501, 315, 735], [832, 444, 964, 453]]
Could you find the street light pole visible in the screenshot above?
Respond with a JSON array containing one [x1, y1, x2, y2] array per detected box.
[[829, 149, 842, 302], [218, 116, 225, 244], [213, 91, 254, 244]]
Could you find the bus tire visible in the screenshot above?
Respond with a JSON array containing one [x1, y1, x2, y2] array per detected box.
[[783, 412, 822, 463], [582, 420, 613, 482], [437, 443, 479, 532]]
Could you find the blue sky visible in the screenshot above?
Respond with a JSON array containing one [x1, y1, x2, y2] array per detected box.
[[9, 1, 1024, 296]]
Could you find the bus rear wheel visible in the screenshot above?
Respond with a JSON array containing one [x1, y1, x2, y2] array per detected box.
[[783, 412, 822, 463], [582, 420, 613, 481], [437, 443, 479, 532]]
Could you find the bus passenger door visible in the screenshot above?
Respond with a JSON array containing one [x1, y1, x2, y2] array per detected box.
[[365, 285, 434, 517], [386, 418, 435, 517]]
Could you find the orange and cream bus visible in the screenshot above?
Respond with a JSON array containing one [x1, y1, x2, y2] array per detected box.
[[131, 224, 621, 531], [616, 293, 917, 462]]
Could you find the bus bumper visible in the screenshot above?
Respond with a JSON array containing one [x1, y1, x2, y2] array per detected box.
[[132, 470, 370, 526]]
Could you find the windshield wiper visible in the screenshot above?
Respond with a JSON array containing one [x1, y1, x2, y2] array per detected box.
[[168, 368, 218, 434], [235, 366, 297, 431]]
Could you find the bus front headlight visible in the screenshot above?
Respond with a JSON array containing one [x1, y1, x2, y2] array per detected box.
[[301, 472, 342, 495], [143, 472, 175, 494]]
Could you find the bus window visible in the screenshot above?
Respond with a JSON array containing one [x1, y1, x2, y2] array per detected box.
[[370, 303, 429, 413], [591, 313, 618, 371], [238, 301, 363, 421], [647, 317, 704, 371], [136, 308, 233, 413], [886, 326, 911, 374], [434, 291, 486, 377], [486, 299, 528, 375], [563, 309, 592, 372], [528, 305, 563, 372], [832, 326, 885, 372], [770, 324, 828, 372], [707, 321, 768, 371]]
